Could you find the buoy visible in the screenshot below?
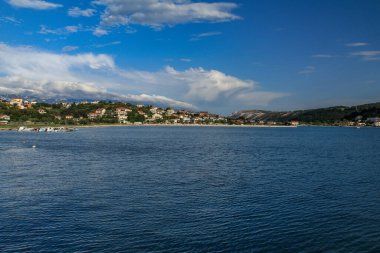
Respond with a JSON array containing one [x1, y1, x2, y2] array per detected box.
[[32, 145, 36, 148]]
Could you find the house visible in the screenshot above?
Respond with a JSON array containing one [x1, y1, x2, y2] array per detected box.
[[136, 104, 144, 108], [61, 102, 71, 108], [38, 109, 47, 114], [115, 107, 131, 116], [166, 109, 175, 116], [10, 98, 23, 106], [150, 107, 158, 113], [87, 113, 98, 120], [199, 112, 209, 118], [374, 120, 380, 127], [152, 113, 163, 120], [0, 114, 10, 121], [137, 110, 147, 117], [95, 108, 106, 116], [290, 120, 299, 126], [65, 115, 74, 120], [0, 121, 8, 125], [118, 115, 129, 124]]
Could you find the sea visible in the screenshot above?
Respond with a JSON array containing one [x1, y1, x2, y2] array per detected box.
[[0, 126, 379, 252]]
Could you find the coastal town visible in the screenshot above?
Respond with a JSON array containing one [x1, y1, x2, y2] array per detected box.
[[0, 97, 380, 128]]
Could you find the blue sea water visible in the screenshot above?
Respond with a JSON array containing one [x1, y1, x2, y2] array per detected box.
[[0, 126, 380, 252]]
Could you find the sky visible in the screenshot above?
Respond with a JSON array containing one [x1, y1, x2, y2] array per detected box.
[[0, 0, 379, 114]]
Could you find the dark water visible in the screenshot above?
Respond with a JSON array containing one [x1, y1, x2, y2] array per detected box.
[[1, 126, 380, 252]]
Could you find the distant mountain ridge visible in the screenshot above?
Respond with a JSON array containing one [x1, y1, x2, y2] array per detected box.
[[230, 102, 380, 123]]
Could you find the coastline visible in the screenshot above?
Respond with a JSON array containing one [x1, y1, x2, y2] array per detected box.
[[1, 123, 376, 131], [0, 123, 299, 131]]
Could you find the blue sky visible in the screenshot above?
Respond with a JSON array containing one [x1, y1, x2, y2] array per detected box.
[[0, 0, 379, 114]]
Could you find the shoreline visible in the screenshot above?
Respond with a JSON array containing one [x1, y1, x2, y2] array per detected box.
[[0, 123, 299, 131], [1, 123, 376, 131]]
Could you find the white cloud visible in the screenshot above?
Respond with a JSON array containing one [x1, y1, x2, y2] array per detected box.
[[124, 94, 196, 109], [0, 76, 105, 98], [312, 54, 334, 58], [346, 42, 368, 47], [93, 41, 121, 48], [118, 66, 287, 110], [39, 25, 82, 35], [0, 43, 115, 82], [190, 31, 222, 41], [93, 27, 108, 36], [351, 51, 380, 61], [0, 43, 287, 112], [68, 7, 96, 17], [180, 58, 192, 62], [0, 43, 194, 109], [7, 0, 62, 10], [92, 0, 240, 34], [163, 66, 255, 101], [299, 66, 316, 75], [0, 16, 22, 25], [65, 25, 79, 33], [62, 46, 79, 52]]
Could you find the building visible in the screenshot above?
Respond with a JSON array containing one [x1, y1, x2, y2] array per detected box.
[[152, 113, 163, 120], [65, 115, 74, 120], [118, 115, 129, 124], [199, 112, 209, 117], [290, 120, 300, 126], [115, 107, 131, 116], [38, 109, 47, 114], [95, 108, 106, 116], [0, 114, 10, 125], [10, 98, 23, 106], [374, 120, 380, 127], [166, 109, 175, 116], [0, 114, 10, 121], [87, 113, 99, 120]]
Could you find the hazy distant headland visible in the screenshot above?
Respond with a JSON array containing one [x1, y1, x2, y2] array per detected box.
[[0, 98, 380, 128]]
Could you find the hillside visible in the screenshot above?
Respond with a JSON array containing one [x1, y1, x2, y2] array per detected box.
[[230, 102, 380, 124]]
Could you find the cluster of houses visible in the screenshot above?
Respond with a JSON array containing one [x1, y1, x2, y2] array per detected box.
[[85, 105, 227, 124], [1, 98, 380, 127], [5, 98, 37, 109]]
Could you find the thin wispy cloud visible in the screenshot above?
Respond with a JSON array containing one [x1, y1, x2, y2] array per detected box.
[[92, 0, 240, 35], [0, 16, 22, 25], [68, 7, 96, 17], [190, 32, 222, 41], [346, 42, 369, 47], [62, 46, 79, 52], [312, 54, 334, 58], [7, 0, 62, 10], [180, 58, 192, 62], [299, 66, 316, 75], [93, 41, 121, 48], [351, 51, 380, 61], [39, 25, 82, 35]]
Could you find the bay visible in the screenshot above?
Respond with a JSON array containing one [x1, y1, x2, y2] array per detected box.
[[1, 126, 380, 252]]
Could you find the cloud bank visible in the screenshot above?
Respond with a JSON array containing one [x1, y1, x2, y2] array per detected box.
[[68, 7, 96, 17], [7, 0, 62, 10], [92, 0, 240, 34], [0, 44, 287, 113]]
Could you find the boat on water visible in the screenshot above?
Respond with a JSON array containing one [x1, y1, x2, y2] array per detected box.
[[18, 126, 77, 132]]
